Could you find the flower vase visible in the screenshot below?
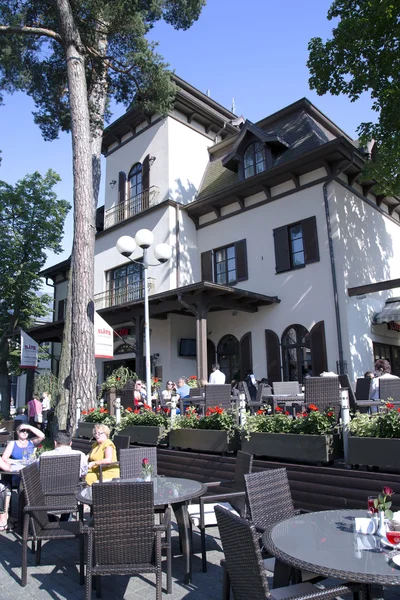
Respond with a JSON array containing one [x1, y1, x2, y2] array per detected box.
[[142, 473, 151, 482], [377, 511, 387, 537]]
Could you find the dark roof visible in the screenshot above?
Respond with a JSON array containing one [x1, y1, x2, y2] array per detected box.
[[40, 257, 71, 280]]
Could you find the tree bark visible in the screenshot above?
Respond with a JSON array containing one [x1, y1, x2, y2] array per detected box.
[[55, 270, 71, 432], [0, 342, 11, 418]]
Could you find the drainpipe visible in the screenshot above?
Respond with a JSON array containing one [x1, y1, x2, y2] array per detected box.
[[175, 205, 180, 289], [323, 154, 354, 375]]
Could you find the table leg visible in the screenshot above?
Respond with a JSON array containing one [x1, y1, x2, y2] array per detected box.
[[272, 558, 293, 588], [366, 584, 385, 600], [172, 501, 192, 584]]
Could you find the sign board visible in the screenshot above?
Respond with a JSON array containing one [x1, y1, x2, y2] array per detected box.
[[94, 312, 114, 359], [388, 321, 400, 333], [20, 330, 38, 369]]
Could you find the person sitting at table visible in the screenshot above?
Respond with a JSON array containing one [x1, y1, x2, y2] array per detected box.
[[0, 457, 11, 531], [133, 379, 145, 407], [176, 377, 190, 399], [85, 424, 120, 486], [161, 381, 182, 414], [2, 423, 44, 464], [16, 407, 28, 424], [370, 359, 399, 400], [40, 430, 88, 477]]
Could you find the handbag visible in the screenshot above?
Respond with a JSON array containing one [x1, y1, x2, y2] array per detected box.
[[34, 413, 43, 424]]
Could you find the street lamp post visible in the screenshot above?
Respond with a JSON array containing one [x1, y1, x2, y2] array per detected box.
[[116, 230, 172, 404]]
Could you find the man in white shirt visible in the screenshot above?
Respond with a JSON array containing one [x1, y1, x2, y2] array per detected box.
[[209, 363, 226, 384], [40, 431, 88, 477], [370, 359, 400, 400]]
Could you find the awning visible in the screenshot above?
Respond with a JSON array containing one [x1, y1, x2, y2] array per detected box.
[[374, 297, 400, 324]]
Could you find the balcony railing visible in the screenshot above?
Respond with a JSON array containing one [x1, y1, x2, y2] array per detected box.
[[94, 279, 156, 310], [104, 186, 160, 229]]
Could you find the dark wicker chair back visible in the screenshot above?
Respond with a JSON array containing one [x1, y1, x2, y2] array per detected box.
[[21, 462, 49, 535], [190, 387, 205, 398], [244, 468, 295, 533], [380, 378, 400, 401], [215, 505, 270, 599], [355, 377, 372, 401], [255, 383, 272, 403], [119, 447, 157, 479], [304, 376, 341, 415], [272, 381, 300, 395], [39, 454, 81, 508], [230, 450, 253, 514], [205, 384, 232, 410], [92, 481, 155, 565], [338, 374, 357, 411], [113, 434, 131, 459]]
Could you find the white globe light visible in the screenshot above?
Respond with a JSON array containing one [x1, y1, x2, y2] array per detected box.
[[154, 243, 172, 264], [135, 229, 154, 249], [116, 236, 136, 257]]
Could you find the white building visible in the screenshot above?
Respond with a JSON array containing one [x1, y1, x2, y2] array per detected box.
[[32, 75, 400, 386]]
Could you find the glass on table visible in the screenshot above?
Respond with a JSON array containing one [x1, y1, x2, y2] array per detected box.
[[368, 496, 378, 515]]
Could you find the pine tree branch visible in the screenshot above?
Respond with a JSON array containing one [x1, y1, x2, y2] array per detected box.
[[0, 25, 62, 44]]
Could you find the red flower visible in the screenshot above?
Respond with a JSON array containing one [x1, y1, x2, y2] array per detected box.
[[144, 403, 152, 411], [126, 407, 132, 412], [81, 410, 88, 415], [383, 486, 394, 496], [256, 409, 265, 415], [285, 411, 290, 415], [397, 408, 400, 413], [275, 407, 283, 412], [142, 458, 149, 465], [386, 402, 395, 410], [89, 408, 95, 413], [327, 411, 334, 417], [164, 408, 170, 414], [134, 409, 140, 414], [216, 407, 223, 414], [189, 376, 197, 380], [308, 404, 319, 412]]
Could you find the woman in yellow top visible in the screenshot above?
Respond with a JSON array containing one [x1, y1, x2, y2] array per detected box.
[[86, 424, 120, 485]]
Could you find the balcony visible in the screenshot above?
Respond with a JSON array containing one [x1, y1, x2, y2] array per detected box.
[[94, 279, 156, 310], [104, 186, 160, 229]]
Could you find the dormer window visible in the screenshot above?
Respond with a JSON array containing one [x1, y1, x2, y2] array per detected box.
[[128, 162, 142, 199], [244, 142, 267, 179]]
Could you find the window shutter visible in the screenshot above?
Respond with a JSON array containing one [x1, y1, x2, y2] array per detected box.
[[57, 299, 65, 321], [240, 332, 252, 379], [142, 155, 150, 210], [302, 216, 319, 264], [235, 239, 248, 282], [273, 226, 291, 273], [201, 250, 213, 282], [265, 329, 282, 383], [309, 320, 327, 376], [118, 171, 126, 204]]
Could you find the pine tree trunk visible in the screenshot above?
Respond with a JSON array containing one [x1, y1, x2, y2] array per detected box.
[[55, 270, 71, 432], [0, 350, 11, 419]]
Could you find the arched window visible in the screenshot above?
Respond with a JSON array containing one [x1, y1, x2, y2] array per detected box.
[[128, 163, 142, 198], [244, 142, 266, 179], [281, 325, 311, 383], [217, 334, 240, 383]]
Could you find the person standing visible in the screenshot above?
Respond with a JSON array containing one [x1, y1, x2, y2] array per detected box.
[[41, 391, 51, 431], [27, 395, 42, 427], [209, 363, 226, 384]]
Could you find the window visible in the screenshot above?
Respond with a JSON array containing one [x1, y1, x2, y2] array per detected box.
[[128, 162, 142, 199], [373, 342, 400, 377], [201, 239, 248, 285], [106, 262, 143, 306], [244, 142, 266, 179], [273, 216, 319, 274]]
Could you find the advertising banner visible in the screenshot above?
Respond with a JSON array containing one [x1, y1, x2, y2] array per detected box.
[[94, 312, 114, 359], [20, 330, 39, 369]]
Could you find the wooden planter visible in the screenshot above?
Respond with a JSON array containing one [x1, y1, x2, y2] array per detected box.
[[119, 425, 166, 446], [348, 436, 400, 468], [241, 432, 342, 464], [169, 429, 239, 453], [76, 422, 94, 439]]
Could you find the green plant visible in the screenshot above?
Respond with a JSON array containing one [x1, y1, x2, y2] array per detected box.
[[98, 366, 137, 397], [375, 487, 394, 519], [151, 376, 162, 390], [173, 406, 238, 439], [121, 406, 168, 428], [291, 405, 337, 435], [187, 376, 198, 388], [243, 405, 337, 439], [34, 370, 58, 404], [348, 402, 400, 438], [81, 407, 116, 429], [349, 411, 380, 437], [35, 438, 54, 456]]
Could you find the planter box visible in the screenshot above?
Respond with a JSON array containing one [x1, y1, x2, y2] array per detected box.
[[348, 436, 400, 468], [76, 422, 94, 439], [119, 425, 166, 446], [169, 429, 239, 453], [241, 432, 342, 464]]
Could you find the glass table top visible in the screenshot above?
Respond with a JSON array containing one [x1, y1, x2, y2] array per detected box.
[[264, 509, 400, 584], [78, 476, 206, 506]]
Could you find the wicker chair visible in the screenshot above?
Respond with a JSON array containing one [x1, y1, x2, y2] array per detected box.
[[188, 450, 253, 572], [272, 382, 300, 396], [85, 481, 171, 599], [39, 454, 82, 517], [304, 377, 341, 416], [205, 384, 233, 410], [379, 378, 400, 401], [215, 505, 352, 600], [20, 462, 84, 587], [355, 377, 372, 401], [98, 434, 131, 483], [119, 447, 157, 479]]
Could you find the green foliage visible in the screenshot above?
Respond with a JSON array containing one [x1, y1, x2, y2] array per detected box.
[[98, 366, 137, 396], [349, 403, 400, 438], [308, 0, 400, 195], [121, 406, 168, 427], [376, 487, 394, 519], [81, 406, 116, 429], [173, 406, 238, 439], [33, 370, 58, 404], [244, 405, 337, 438]]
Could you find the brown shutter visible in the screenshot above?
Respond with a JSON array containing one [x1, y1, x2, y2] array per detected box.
[[57, 299, 65, 321], [240, 332, 252, 379], [265, 329, 282, 383], [302, 216, 319, 264], [118, 171, 126, 204], [235, 239, 248, 282], [309, 320, 327, 376], [273, 226, 291, 273], [142, 155, 150, 209], [201, 250, 213, 281]]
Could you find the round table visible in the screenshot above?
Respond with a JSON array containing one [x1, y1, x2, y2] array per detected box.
[[77, 476, 207, 584], [263, 509, 400, 599]]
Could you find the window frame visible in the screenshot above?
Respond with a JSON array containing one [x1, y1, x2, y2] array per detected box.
[[106, 261, 144, 305], [128, 162, 143, 199], [273, 216, 319, 274], [214, 243, 237, 285], [243, 142, 267, 179]]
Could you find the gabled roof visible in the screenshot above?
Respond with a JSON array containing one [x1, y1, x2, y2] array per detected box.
[[222, 120, 289, 171]]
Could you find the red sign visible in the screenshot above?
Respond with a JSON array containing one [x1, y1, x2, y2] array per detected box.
[[388, 321, 400, 332], [114, 328, 130, 337]]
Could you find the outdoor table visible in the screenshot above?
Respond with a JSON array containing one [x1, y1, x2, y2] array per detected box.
[[263, 509, 400, 600], [76, 475, 207, 584]]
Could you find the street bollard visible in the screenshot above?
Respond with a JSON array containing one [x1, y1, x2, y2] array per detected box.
[[239, 392, 247, 428], [115, 397, 121, 425], [99, 397, 104, 408], [340, 388, 350, 467], [76, 398, 81, 424]]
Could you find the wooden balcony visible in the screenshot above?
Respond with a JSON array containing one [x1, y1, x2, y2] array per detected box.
[[104, 186, 159, 229], [94, 279, 156, 310]]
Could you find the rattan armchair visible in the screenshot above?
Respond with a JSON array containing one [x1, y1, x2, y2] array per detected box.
[[85, 481, 171, 599], [380, 378, 400, 401], [39, 454, 82, 518], [304, 377, 341, 416], [20, 462, 84, 587], [215, 505, 353, 600], [355, 377, 372, 401], [119, 447, 157, 479], [188, 450, 253, 572]]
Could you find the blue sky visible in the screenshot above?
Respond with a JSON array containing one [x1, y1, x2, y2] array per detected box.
[[0, 0, 375, 270]]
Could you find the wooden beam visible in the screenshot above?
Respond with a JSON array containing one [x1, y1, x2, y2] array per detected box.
[[289, 173, 300, 188], [375, 194, 386, 207], [261, 184, 271, 200], [322, 159, 332, 175], [233, 195, 245, 209], [187, 112, 196, 124], [348, 278, 400, 297], [389, 203, 399, 216], [347, 172, 359, 186], [362, 182, 376, 197], [211, 205, 221, 219]]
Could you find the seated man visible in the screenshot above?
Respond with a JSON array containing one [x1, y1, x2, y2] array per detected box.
[[176, 377, 190, 399], [40, 431, 88, 477]]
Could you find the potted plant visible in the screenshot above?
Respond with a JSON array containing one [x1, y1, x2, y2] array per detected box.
[[187, 376, 198, 388], [169, 406, 239, 453], [98, 366, 137, 397], [348, 402, 400, 468], [78, 406, 117, 438], [119, 405, 169, 445], [241, 404, 342, 464]]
